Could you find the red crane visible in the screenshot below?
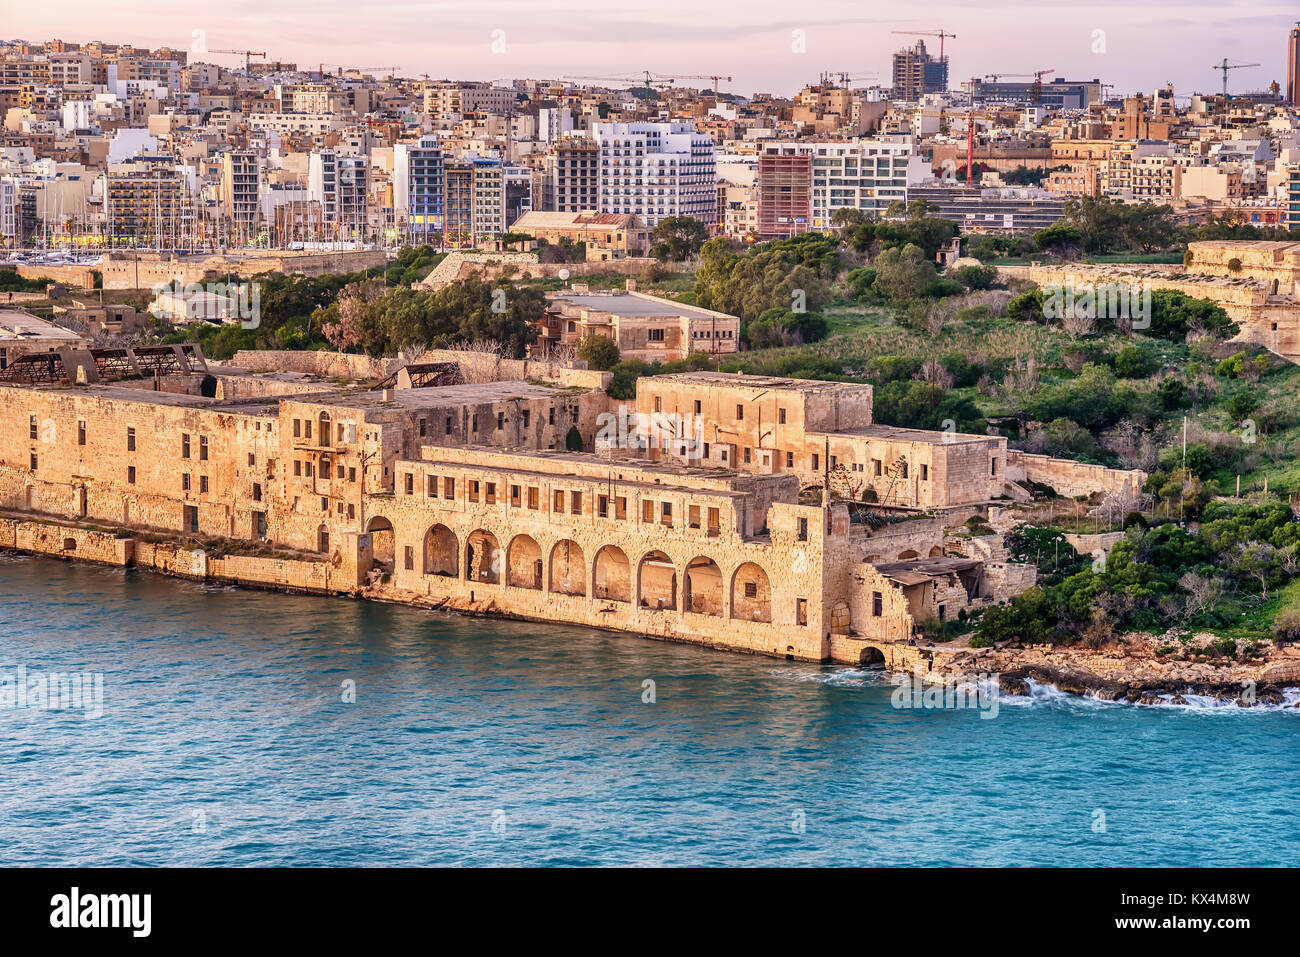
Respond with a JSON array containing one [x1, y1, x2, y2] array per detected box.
[[210, 49, 266, 73], [1032, 69, 1056, 104], [891, 29, 956, 60]]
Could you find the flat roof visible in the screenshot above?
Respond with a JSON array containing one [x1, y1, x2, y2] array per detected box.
[[0, 309, 87, 341], [874, 557, 981, 585], [549, 291, 732, 321], [827, 424, 996, 446], [650, 371, 870, 394], [291, 380, 585, 410]]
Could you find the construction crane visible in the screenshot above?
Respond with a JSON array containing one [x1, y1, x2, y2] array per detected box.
[[1031, 69, 1056, 104], [891, 29, 956, 60], [823, 71, 880, 89], [210, 49, 266, 73], [1212, 58, 1260, 97], [318, 63, 401, 78], [563, 71, 732, 98]]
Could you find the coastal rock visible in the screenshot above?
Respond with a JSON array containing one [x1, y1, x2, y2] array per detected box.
[[998, 672, 1030, 696]]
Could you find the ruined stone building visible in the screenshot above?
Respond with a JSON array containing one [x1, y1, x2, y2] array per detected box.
[[0, 345, 1141, 665]]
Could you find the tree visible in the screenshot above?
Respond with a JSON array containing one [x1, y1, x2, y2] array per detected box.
[[650, 216, 708, 261], [871, 243, 937, 303], [576, 334, 621, 371]]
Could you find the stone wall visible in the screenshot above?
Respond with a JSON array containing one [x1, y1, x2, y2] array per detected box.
[[1006, 450, 1144, 500], [226, 350, 400, 380], [418, 251, 660, 290]]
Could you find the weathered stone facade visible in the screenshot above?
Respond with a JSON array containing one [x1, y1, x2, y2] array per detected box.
[[0, 353, 1064, 665]]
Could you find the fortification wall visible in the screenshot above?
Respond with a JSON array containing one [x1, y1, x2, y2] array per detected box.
[[1006, 451, 1145, 500]]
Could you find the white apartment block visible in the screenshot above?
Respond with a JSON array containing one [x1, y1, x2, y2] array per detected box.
[[808, 139, 924, 228], [593, 122, 717, 228], [247, 111, 344, 138], [308, 150, 368, 236]]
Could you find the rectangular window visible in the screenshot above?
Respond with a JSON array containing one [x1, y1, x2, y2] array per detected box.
[[419, 418, 427, 437], [471, 414, 478, 432], [598, 494, 609, 518], [510, 484, 521, 507], [872, 591, 883, 616], [127, 466, 136, 484], [404, 473, 414, 495], [253, 482, 262, 501], [445, 416, 453, 436], [497, 411, 505, 430], [688, 505, 700, 529], [736, 404, 744, 421], [199, 436, 208, 461], [404, 546, 414, 571], [555, 490, 565, 512], [744, 582, 758, 599], [796, 598, 808, 626], [28, 415, 37, 440], [522, 410, 530, 428], [30, 453, 37, 471], [200, 475, 209, 493], [873, 459, 882, 476], [812, 453, 819, 472], [642, 499, 654, 523], [779, 408, 786, 424], [427, 475, 437, 497], [921, 464, 929, 481], [901, 462, 908, 479], [444, 477, 455, 498], [991, 458, 998, 476], [528, 487, 539, 510], [182, 434, 191, 458], [653, 397, 661, 413], [660, 501, 672, 526], [78, 421, 86, 446], [693, 399, 701, 415], [293, 418, 301, 438], [305, 420, 312, 439], [744, 447, 751, 464], [248, 452, 255, 467], [294, 461, 302, 477], [305, 462, 313, 478], [798, 517, 808, 541], [648, 328, 665, 342], [486, 482, 497, 504], [182, 473, 191, 491], [469, 480, 480, 503], [127, 428, 136, 451], [570, 491, 582, 515], [786, 451, 794, 468]]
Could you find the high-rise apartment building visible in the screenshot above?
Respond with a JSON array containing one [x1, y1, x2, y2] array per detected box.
[[393, 135, 445, 238], [757, 145, 813, 239], [443, 156, 505, 245], [757, 139, 924, 234], [593, 122, 717, 227], [105, 156, 194, 246], [308, 151, 369, 239], [220, 149, 262, 230], [891, 40, 948, 101], [1288, 22, 1300, 106], [546, 136, 599, 213]]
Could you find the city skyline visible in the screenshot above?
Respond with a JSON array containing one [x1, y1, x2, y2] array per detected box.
[[5, 1, 1299, 99]]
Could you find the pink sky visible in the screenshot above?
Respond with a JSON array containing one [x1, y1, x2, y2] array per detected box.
[[5, 0, 1297, 98]]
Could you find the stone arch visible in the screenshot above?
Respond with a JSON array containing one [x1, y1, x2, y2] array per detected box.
[[928, 545, 943, 558], [637, 550, 677, 611], [507, 534, 543, 589], [859, 646, 886, 667], [593, 544, 630, 602], [730, 562, 772, 622], [366, 516, 393, 565], [317, 522, 330, 554], [684, 556, 723, 616], [549, 539, 586, 596], [898, 548, 919, 560], [423, 524, 458, 576], [466, 529, 502, 584]]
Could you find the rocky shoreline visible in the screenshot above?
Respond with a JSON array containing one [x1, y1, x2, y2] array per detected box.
[[932, 636, 1300, 707]]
